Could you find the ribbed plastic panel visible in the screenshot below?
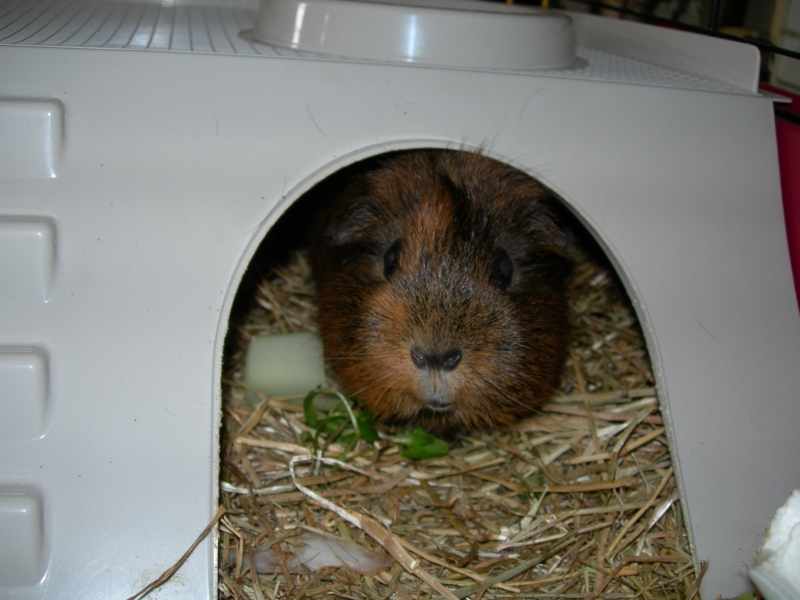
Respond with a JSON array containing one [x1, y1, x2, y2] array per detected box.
[[0, 0, 749, 94], [0, 0, 286, 55]]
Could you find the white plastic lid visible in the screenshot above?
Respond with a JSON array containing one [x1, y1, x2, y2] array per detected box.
[[253, 0, 576, 70]]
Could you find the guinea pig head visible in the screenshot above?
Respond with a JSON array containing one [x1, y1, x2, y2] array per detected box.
[[311, 151, 570, 433]]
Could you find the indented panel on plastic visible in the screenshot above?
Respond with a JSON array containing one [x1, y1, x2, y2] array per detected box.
[[0, 99, 63, 179], [0, 217, 57, 303], [0, 347, 50, 440], [0, 489, 46, 587]]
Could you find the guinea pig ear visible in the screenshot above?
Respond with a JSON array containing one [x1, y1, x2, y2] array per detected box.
[[325, 199, 375, 247], [533, 194, 575, 257], [549, 219, 574, 256], [529, 211, 572, 259]]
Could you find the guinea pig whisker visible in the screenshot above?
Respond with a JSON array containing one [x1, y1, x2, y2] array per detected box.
[[485, 405, 499, 431], [373, 380, 405, 411], [471, 372, 512, 401], [470, 373, 533, 416], [356, 375, 419, 420], [322, 353, 398, 362], [474, 394, 499, 429], [349, 371, 398, 398]]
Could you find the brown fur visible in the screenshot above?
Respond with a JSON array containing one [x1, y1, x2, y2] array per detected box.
[[311, 150, 570, 433]]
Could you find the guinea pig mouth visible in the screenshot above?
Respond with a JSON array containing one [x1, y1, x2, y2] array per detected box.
[[424, 398, 452, 412], [418, 383, 454, 411]]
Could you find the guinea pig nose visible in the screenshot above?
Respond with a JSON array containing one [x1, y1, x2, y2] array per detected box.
[[410, 347, 428, 369], [410, 347, 462, 372]]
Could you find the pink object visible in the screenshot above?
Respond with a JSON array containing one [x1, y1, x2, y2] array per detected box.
[[777, 119, 800, 308], [763, 84, 800, 308]]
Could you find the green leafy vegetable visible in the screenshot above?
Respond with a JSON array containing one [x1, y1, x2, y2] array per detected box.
[[302, 389, 320, 428], [400, 428, 450, 460], [356, 412, 379, 443], [301, 388, 449, 461]]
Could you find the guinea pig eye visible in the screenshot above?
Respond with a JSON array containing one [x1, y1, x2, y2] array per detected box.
[[383, 240, 402, 279], [491, 249, 513, 289]]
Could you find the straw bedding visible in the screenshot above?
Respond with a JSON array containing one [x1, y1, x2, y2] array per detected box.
[[218, 239, 703, 599]]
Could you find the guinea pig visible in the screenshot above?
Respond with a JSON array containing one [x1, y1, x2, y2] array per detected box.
[[310, 150, 570, 434]]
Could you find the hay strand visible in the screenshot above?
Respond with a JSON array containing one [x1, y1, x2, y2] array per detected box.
[[218, 246, 700, 599]]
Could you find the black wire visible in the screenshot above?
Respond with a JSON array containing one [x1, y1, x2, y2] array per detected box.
[[707, 0, 722, 31], [564, 0, 800, 62]]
